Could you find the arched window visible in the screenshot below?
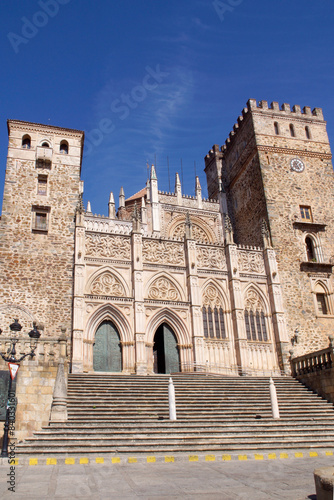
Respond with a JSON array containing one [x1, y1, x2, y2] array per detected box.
[[60, 140, 69, 154], [41, 142, 49, 147], [202, 306, 227, 339], [22, 135, 31, 149], [314, 283, 331, 316], [305, 126, 311, 139], [305, 236, 316, 261], [289, 124, 295, 137], [274, 122, 279, 135], [244, 289, 269, 342], [202, 285, 228, 340]]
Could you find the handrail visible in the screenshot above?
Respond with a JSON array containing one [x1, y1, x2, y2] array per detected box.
[[291, 336, 334, 377]]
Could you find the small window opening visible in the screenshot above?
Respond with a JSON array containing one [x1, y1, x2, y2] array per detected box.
[[274, 122, 279, 135], [37, 175, 47, 195], [41, 142, 49, 148], [305, 126, 311, 139], [300, 206, 312, 221], [60, 141, 69, 154], [22, 135, 31, 149], [305, 237, 316, 262], [289, 124, 295, 137], [316, 294, 328, 315]]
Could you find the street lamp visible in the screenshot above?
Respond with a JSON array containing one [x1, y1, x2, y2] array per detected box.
[[0, 319, 41, 457]]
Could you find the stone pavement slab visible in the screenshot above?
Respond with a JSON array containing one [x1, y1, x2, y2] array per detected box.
[[0, 455, 331, 499]]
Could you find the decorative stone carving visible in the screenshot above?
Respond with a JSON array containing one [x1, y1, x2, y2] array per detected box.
[[197, 246, 227, 270], [202, 284, 223, 308], [90, 272, 125, 297], [142, 240, 184, 266], [238, 250, 265, 274], [244, 289, 263, 311], [147, 277, 181, 301], [261, 219, 272, 248], [172, 223, 211, 243], [224, 214, 234, 244], [86, 234, 131, 260]]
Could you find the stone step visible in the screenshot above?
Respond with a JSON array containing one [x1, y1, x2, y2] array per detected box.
[[17, 439, 334, 454]]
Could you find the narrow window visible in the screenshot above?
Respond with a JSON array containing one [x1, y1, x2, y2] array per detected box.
[[37, 175, 47, 195], [316, 294, 328, 315], [289, 124, 295, 137], [60, 141, 69, 154], [22, 135, 31, 149], [35, 212, 47, 230], [305, 126, 311, 139], [245, 311, 251, 340], [208, 307, 214, 338], [202, 307, 208, 338], [249, 311, 257, 341], [274, 122, 279, 135], [305, 237, 316, 262], [219, 308, 226, 339], [261, 312, 268, 341], [214, 307, 220, 339], [256, 311, 263, 341], [32, 206, 50, 233], [300, 206, 312, 221]]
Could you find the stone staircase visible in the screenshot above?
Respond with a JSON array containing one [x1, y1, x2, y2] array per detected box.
[[17, 373, 334, 455]]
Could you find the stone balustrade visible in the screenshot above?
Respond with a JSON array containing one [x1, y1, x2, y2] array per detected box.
[[291, 336, 334, 404], [291, 340, 333, 377], [0, 336, 70, 366]]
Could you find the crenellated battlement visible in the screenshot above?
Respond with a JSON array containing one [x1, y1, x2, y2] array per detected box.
[[205, 98, 326, 162], [247, 98, 324, 120]]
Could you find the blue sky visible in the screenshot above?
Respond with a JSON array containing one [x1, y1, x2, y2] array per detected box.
[[0, 0, 333, 215]]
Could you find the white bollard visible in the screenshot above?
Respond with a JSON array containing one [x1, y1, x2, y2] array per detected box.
[[168, 377, 177, 421], [269, 377, 280, 419]]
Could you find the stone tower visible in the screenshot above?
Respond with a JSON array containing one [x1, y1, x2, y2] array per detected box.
[[205, 99, 334, 354], [0, 120, 84, 339]]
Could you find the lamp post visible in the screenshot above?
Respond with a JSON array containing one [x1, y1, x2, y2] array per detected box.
[[0, 319, 41, 458]]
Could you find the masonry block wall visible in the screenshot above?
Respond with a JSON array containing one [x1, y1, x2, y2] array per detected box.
[[0, 120, 84, 338], [205, 100, 334, 355]]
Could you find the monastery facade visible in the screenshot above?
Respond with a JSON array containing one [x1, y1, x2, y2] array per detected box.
[[1, 99, 333, 381]]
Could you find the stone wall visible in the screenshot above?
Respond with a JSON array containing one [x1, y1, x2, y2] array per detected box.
[[208, 100, 334, 356], [0, 120, 84, 340], [0, 336, 68, 441]]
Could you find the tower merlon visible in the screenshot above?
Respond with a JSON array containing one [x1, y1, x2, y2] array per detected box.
[[246, 99, 325, 120]]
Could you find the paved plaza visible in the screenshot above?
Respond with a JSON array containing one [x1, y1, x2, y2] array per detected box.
[[0, 454, 332, 499]]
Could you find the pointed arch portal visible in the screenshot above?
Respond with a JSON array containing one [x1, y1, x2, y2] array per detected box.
[[93, 320, 122, 372], [153, 323, 180, 374]]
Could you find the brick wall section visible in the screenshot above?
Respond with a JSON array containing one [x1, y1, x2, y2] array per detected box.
[[0, 120, 84, 338]]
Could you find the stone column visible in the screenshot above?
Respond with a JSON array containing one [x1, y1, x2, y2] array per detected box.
[[264, 247, 290, 373], [226, 242, 247, 374], [72, 214, 86, 373], [132, 229, 146, 374], [184, 219, 200, 371]]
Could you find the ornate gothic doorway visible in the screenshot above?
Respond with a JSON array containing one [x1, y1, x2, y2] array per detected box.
[[93, 320, 122, 372], [153, 323, 180, 374]]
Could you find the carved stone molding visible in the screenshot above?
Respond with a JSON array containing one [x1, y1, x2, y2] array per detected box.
[[197, 246, 227, 270], [172, 222, 212, 243], [147, 277, 181, 301], [86, 233, 131, 260], [244, 289, 263, 311], [238, 250, 265, 274], [202, 284, 223, 308], [142, 240, 184, 266], [90, 273, 125, 297]]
